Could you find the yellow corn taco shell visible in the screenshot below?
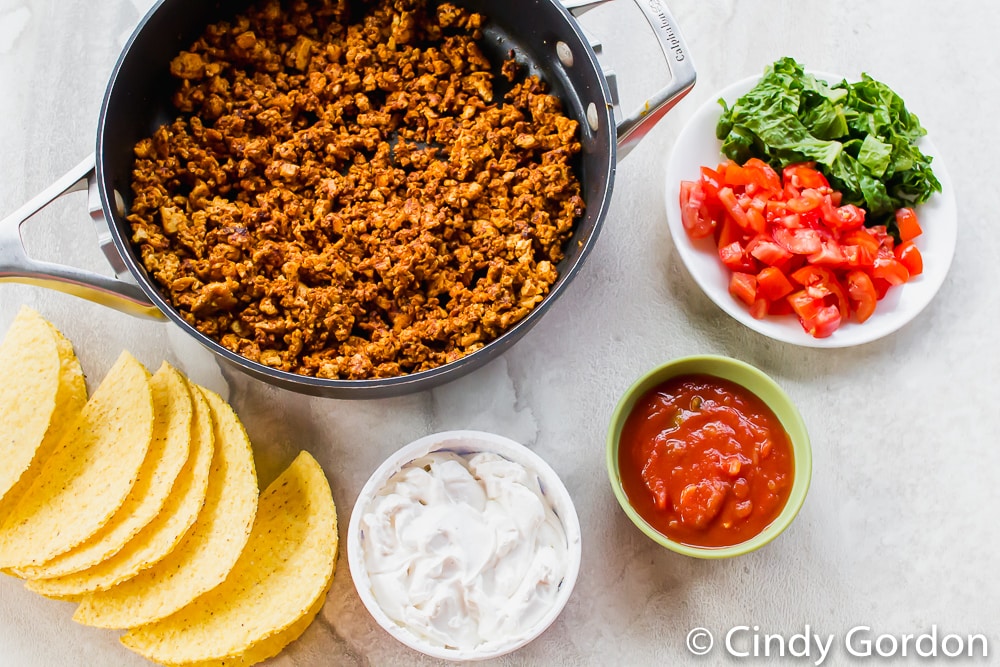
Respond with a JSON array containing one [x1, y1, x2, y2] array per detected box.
[[19, 363, 193, 580], [121, 451, 337, 666], [26, 381, 215, 598], [0, 351, 152, 568], [74, 387, 257, 628], [0, 308, 86, 519], [181, 592, 327, 667]]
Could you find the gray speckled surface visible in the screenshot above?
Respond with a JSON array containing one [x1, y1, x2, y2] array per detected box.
[[1, 0, 998, 665]]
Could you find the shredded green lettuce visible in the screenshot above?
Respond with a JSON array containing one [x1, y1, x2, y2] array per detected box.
[[717, 57, 941, 228]]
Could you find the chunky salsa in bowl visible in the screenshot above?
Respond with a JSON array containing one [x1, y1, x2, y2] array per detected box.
[[606, 355, 811, 558]]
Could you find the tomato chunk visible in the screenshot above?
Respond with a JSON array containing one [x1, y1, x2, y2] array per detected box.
[[729, 272, 757, 306], [756, 266, 794, 301], [873, 256, 910, 286], [700, 165, 724, 197], [744, 158, 782, 193], [895, 207, 923, 241], [773, 227, 822, 255], [719, 242, 756, 273], [680, 180, 715, 239], [791, 266, 850, 320], [841, 229, 881, 255], [806, 240, 848, 268], [679, 159, 925, 339], [846, 270, 877, 323], [717, 186, 751, 230], [747, 235, 793, 266], [787, 290, 823, 321], [786, 188, 824, 213], [783, 163, 829, 190], [749, 298, 769, 320], [828, 204, 866, 231], [802, 304, 841, 338], [716, 216, 743, 249], [894, 240, 923, 276]]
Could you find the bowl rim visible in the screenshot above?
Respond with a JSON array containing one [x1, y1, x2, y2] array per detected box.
[[606, 354, 812, 559], [346, 429, 583, 661]]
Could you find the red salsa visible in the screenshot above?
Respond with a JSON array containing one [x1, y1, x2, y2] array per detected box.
[[618, 374, 794, 548]]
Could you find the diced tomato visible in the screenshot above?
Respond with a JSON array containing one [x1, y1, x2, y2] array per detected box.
[[700, 165, 723, 197], [773, 227, 822, 255], [806, 239, 848, 267], [799, 209, 822, 229], [894, 240, 923, 276], [729, 272, 757, 306], [846, 270, 877, 323], [801, 304, 842, 338], [766, 201, 791, 218], [749, 297, 769, 320], [782, 254, 808, 276], [791, 265, 850, 320], [786, 291, 841, 338], [842, 244, 876, 269], [716, 216, 743, 249], [783, 163, 829, 190], [787, 290, 824, 321], [717, 186, 751, 230], [822, 203, 866, 231], [722, 160, 753, 186], [680, 159, 925, 339], [872, 276, 892, 300], [868, 225, 895, 251], [746, 207, 767, 234], [680, 181, 715, 239], [783, 181, 801, 202], [773, 212, 801, 229], [895, 207, 923, 241], [872, 256, 910, 286], [756, 266, 794, 301], [786, 188, 824, 213], [744, 158, 782, 193], [747, 235, 793, 266], [719, 241, 757, 273], [767, 298, 793, 316], [841, 229, 881, 255]]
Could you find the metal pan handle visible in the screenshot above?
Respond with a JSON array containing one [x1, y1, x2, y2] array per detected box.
[[0, 155, 162, 318], [564, 0, 697, 159]]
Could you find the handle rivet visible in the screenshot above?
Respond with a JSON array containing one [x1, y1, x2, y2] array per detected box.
[[586, 102, 600, 131], [556, 41, 574, 67], [113, 190, 126, 217]]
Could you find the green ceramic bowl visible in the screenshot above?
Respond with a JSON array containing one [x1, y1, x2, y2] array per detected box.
[[606, 355, 811, 558]]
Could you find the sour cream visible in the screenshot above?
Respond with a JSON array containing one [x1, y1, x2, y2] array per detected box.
[[360, 450, 569, 651]]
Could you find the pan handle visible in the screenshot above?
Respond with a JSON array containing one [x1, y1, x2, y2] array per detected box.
[[0, 155, 163, 319], [565, 0, 697, 159]]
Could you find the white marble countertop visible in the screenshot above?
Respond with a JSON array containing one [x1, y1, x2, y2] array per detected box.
[[2, 1, 998, 665]]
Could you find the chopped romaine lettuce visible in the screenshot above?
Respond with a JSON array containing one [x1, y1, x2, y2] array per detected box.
[[717, 57, 941, 227]]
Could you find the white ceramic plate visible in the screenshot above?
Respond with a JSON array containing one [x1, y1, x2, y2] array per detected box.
[[664, 74, 957, 348]]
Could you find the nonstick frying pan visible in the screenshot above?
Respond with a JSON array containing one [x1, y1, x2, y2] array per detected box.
[[0, 0, 695, 398]]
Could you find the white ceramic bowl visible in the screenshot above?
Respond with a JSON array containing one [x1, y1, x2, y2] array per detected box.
[[664, 73, 957, 347], [347, 430, 582, 661]]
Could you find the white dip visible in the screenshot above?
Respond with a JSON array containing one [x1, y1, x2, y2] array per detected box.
[[360, 450, 569, 651]]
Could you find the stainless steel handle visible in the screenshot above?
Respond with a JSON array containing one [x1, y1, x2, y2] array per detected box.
[[0, 155, 162, 318], [566, 0, 697, 159]]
